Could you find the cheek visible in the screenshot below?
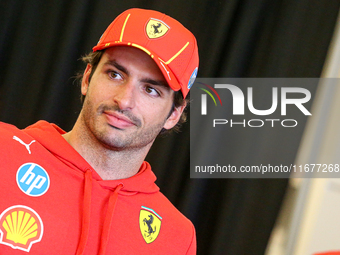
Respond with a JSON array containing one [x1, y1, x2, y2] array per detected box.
[[86, 83, 110, 104], [142, 101, 173, 123]]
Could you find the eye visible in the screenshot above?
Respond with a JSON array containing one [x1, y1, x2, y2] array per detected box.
[[145, 86, 160, 97], [108, 71, 123, 80]]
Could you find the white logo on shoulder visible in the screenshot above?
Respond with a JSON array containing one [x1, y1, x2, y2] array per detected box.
[[13, 136, 36, 154]]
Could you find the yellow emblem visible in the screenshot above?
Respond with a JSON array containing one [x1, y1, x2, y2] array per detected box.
[[139, 206, 162, 243], [0, 205, 43, 252], [146, 18, 169, 39]]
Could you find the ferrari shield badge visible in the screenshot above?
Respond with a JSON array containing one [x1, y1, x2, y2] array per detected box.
[[139, 206, 162, 243], [146, 18, 169, 39]]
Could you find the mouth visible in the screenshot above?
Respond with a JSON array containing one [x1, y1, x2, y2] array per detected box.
[[103, 111, 137, 129]]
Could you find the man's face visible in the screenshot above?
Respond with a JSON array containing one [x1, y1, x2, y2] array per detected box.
[[80, 46, 185, 151]]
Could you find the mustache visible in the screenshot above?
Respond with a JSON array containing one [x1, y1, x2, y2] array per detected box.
[[99, 104, 142, 127]]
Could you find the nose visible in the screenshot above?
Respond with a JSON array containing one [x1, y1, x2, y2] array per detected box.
[[113, 80, 136, 110]]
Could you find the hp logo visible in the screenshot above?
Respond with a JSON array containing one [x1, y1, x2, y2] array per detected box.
[[16, 163, 50, 197]]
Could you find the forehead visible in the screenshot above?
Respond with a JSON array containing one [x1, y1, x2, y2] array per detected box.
[[104, 46, 153, 61], [101, 47, 161, 74]]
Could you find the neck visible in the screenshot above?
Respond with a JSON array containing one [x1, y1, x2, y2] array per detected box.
[[63, 117, 152, 180]]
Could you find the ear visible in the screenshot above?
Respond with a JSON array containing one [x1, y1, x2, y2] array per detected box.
[[163, 101, 187, 130], [81, 64, 92, 96]]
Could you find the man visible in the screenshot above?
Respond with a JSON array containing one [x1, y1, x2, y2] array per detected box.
[[0, 8, 198, 255]]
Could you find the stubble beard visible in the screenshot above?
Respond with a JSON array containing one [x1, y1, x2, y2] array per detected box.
[[81, 97, 167, 152]]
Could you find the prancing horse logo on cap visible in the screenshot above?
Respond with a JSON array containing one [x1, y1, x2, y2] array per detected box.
[[146, 18, 169, 39]]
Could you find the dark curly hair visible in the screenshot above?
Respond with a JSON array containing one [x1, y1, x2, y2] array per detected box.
[[76, 50, 189, 135]]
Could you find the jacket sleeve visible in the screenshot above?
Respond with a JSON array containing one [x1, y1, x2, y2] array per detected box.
[[185, 223, 197, 255]]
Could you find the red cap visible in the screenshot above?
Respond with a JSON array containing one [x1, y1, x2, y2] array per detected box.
[[93, 8, 199, 98]]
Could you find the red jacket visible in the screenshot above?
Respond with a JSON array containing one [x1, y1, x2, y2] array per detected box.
[[0, 121, 196, 254]]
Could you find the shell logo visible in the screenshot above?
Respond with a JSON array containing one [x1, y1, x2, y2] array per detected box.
[[0, 205, 43, 252]]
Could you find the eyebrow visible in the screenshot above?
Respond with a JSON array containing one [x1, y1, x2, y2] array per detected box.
[[141, 78, 170, 89], [104, 59, 170, 89], [104, 60, 130, 76]]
